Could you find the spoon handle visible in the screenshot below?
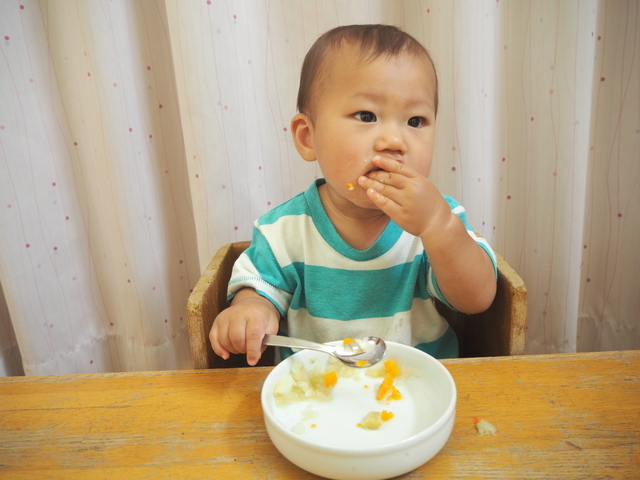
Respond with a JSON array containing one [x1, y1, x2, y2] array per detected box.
[[262, 334, 335, 355]]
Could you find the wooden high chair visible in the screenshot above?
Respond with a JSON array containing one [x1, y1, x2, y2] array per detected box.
[[186, 241, 527, 369]]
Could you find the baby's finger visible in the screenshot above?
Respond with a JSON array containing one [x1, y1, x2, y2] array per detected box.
[[363, 171, 407, 195], [365, 169, 396, 188], [358, 174, 404, 206], [372, 156, 417, 178], [244, 320, 267, 366], [210, 322, 231, 360], [365, 187, 400, 215], [226, 319, 251, 356]]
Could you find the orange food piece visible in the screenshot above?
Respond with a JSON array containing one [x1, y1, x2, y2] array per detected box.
[[384, 359, 400, 377], [356, 360, 370, 368], [390, 386, 402, 400], [381, 410, 394, 422], [324, 371, 338, 388], [376, 374, 394, 401], [343, 337, 355, 345], [377, 373, 403, 402]]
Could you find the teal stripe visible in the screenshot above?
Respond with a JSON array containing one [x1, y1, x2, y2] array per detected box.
[[477, 241, 498, 277], [246, 227, 296, 293], [429, 268, 454, 310], [285, 258, 428, 320]]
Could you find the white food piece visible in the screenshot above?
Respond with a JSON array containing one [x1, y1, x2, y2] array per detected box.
[[355, 338, 374, 352], [476, 419, 497, 436], [292, 422, 306, 435], [274, 360, 335, 406], [359, 411, 384, 430], [301, 405, 319, 421], [274, 376, 295, 394]]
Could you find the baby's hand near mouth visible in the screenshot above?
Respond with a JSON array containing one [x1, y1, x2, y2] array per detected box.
[[358, 156, 451, 239]]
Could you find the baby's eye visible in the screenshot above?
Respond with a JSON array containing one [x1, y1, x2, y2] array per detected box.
[[354, 111, 377, 123], [408, 117, 426, 128]]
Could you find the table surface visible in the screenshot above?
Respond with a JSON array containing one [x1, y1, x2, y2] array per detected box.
[[1, 351, 639, 479]]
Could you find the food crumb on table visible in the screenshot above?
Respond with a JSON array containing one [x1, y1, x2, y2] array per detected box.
[[474, 419, 497, 436]]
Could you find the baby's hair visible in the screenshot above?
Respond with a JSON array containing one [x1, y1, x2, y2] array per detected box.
[[296, 24, 438, 119]]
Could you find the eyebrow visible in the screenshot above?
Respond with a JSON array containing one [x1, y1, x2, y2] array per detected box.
[[350, 92, 434, 110]]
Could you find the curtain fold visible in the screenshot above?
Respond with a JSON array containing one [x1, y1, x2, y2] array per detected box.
[[578, 0, 640, 352], [0, 0, 638, 375], [0, 0, 199, 374]]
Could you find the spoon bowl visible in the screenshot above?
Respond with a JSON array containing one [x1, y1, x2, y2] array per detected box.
[[262, 334, 386, 368]]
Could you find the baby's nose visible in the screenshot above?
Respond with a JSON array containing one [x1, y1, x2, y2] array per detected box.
[[374, 124, 407, 154]]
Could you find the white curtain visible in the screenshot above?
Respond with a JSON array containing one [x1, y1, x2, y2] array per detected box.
[[0, 0, 638, 376]]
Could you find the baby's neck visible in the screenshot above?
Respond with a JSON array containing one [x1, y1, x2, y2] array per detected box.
[[335, 216, 390, 251], [318, 184, 390, 251]]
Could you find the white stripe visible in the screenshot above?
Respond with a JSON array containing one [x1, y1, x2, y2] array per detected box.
[[259, 214, 424, 270], [286, 298, 448, 346]]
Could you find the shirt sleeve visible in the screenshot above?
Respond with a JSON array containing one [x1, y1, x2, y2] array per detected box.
[[226, 225, 293, 317], [426, 196, 498, 310]]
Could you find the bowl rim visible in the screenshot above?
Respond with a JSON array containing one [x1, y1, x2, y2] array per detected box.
[[261, 341, 457, 456]]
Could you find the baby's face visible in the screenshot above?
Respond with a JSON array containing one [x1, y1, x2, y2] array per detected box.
[[308, 45, 437, 212]]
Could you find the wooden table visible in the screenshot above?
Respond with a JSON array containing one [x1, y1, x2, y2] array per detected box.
[[1, 351, 638, 479]]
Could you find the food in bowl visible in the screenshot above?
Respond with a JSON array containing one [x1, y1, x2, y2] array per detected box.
[[273, 356, 406, 410], [273, 356, 406, 433], [358, 410, 394, 430], [261, 341, 457, 480]]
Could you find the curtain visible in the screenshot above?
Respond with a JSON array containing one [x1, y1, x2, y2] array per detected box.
[[0, 0, 638, 376]]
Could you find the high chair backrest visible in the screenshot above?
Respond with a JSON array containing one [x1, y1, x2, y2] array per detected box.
[[187, 241, 527, 369]]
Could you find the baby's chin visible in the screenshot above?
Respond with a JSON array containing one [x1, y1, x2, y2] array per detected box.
[[341, 190, 386, 215]]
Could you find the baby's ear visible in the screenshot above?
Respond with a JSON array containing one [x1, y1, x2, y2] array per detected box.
[[290, 113, 316, 162]]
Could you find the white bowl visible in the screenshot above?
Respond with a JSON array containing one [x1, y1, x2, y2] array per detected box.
[[261, 341, 456, 480]]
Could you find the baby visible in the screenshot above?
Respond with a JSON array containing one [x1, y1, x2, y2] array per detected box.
[[210, 24, 497, 366]]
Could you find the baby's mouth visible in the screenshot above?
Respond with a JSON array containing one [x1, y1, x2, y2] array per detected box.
[[366, 155, 404, 173]]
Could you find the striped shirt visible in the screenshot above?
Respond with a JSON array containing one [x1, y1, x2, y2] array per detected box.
[[228, 179, 497, 359]]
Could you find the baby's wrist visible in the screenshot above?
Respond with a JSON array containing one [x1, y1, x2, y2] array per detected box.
[[418, 204, 458, 244], [232, 291, 279, 317]]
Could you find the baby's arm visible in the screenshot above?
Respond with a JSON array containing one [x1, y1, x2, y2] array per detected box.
[[209, 288, 280, 366], [359, 156, 496, 314]]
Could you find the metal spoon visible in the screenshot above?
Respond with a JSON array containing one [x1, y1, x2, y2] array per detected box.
[[262, 334, 386, 368]]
